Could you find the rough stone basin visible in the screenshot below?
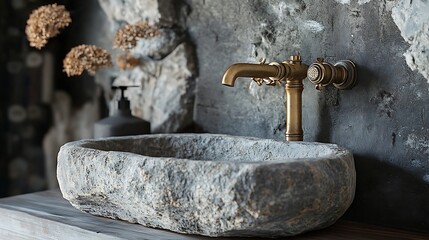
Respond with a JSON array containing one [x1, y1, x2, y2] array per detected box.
[[57, 134, 355, 237]]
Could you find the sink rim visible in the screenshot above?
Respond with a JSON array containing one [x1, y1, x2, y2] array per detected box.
[[63, 133, 352, 164]]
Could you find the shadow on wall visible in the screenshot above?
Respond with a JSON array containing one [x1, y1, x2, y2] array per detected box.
[[344, 154, 429, 232], [314, 63, 376, 143], [311, 61, 429, 232]]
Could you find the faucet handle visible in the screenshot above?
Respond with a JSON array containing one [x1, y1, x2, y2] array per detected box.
[[252, 77, 264, 86], [307, 59, 357, 90], [252, 77, 281, 86], [251, 58, 267, 86], [251, 58, 283, 86]]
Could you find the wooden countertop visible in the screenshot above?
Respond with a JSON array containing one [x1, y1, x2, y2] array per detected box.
[[0, 190, 427, 240]]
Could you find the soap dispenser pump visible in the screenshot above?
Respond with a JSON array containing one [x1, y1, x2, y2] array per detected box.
[[94, 85, 150, 138]]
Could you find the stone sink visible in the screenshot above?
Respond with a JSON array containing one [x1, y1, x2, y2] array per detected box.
[[57, 134, 355, 237]]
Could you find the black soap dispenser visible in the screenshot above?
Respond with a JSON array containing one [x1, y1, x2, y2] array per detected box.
[[94, 86, 150, 138]]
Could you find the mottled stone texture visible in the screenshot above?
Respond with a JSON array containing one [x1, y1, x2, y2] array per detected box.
[[58, 134, 355, 237], [96, 0, 196, 133], [392, 0, 429, 83], [98, 0, 176, 26], [114, 43, 196, 133]]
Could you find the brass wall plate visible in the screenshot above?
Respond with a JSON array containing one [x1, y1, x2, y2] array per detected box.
[[333, 60, 357, 90]]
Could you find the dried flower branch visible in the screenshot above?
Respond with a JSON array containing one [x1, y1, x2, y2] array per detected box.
[[63, 45, 112, 77], [113, 21, 160, 50], [117, 54, 141, 70], [25, 4, 72, 49]]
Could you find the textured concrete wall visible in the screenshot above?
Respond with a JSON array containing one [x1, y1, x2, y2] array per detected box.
[[185, 0, 429, 231]]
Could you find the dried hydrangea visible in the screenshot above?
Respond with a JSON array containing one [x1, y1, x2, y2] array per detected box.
[[116, 54, 141, 70], [113, 21, 160, 50], [26, 4, 72, 49], [63, 45, 112, 77]]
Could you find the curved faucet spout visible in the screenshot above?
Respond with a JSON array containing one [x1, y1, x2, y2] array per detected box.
[[222, 63, 280, 87]]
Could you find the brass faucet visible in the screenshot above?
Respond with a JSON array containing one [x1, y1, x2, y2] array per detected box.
[[222, 55, 357, 141], [222, 55, 308, 141]]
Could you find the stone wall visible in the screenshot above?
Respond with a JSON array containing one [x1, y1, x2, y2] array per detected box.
[[95, 0, 429, 232], [97, 0, 197, 133]]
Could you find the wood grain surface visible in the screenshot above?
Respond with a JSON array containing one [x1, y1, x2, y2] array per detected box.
[[0, 190, 428, 240]]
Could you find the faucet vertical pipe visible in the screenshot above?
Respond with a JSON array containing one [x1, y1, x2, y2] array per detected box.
[[285, 79, 304, 141]]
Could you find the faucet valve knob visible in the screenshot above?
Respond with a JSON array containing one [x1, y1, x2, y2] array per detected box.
[[307, 59, 357, 90]]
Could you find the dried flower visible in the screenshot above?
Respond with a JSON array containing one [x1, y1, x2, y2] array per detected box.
[[25, 4, 72, 49], [63, 45, 112, 77], [113, 21, 160, 50], [116, 54, 141, 70]]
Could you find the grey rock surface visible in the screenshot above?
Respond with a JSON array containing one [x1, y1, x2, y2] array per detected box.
[[96, 0, 197, 133], [58, 134, 355, 237], [113, 43, 196, 133], [131, 28, 184, 60], [98, 0, 176, 26], [392, 0, 429, 82]]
